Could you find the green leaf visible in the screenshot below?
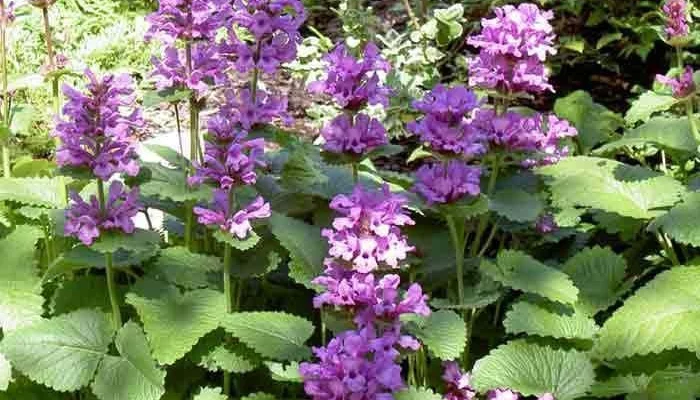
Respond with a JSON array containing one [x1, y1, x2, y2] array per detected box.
[[593, 266, 700, 360], [91, 229, 161, 255], [142, 87, 191, 108], [0, 177, 67, 208], [562, 247, 628, 315], [198, 344, 259, 374], [591, 368, 700, 399], [220, 312, 314, 361], [490, 189, 544, 223], [212, 230, 260, 251], [10, 104, 39, 136], [241, 394, 276, 400], [483, 250, 579, 304], [0, 225, 44, 332], [91, 322, 166, 400], [554, 90, 623, 152], [625, 91, 680, 125], [406, 310, 466, 361], [394, 386, 443, 400], [231, 241, 282, 279], [1, 309, 112, 392], [504, 301, 599, 340], [144, 144, 192, 168], [472, 340, 595, 400], [596, 32, 623, 49], [0, 353, 11, 391], [281, 148, 329, 190], [44, 246, 151, 282], [438, 196, 489, 221], [50, 276, 123, 318], [537, 156, 686, 219], [649, 192, 700, 246], [268, 213, 326, 289], [193, 387, 227, 400], [596, 117, 698, 155], [126, 287, 225, 365], [149, 246, 221, 289], [140, 163, 211, 202], [265, 362, 302, 382]]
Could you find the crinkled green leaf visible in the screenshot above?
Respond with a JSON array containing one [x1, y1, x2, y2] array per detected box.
[[142, 87, 191, 108], [193, 387, 227, 400], [50, 276, 124, 318], [198, 344, 259, 373], [490, 189, 544, 223], [0, 177, 67, 208], [649, 192, 700, 246], [141, 163, 210, 202], [44, 246, 152, 282], [554, 90, 623, 152], [504, 301, 599, 340], [265, 362, 302, 382], [591, 368, 700, 399], [537, 156, 685, 219], [126, 287, 225, 365], [1, 309, 112, 392], [625, 91, 679, 125], [213, 230, 260, 251], [472, 340, 595, 400], [220, 312, 314, 361], [0, 225, 44, 332], [406, 310, 466, 361], [594, 266, 700, 360], [91, 322, 166, 400], [563, 247, 628, 315], [596, 117, 698, 155], [91, 229, 161, 255], [483, 250, 579, 304], [0, 353, 11, 391], [232, 241, 282, 278], [268, 213, 326, 289], [394, 386, 443, 400], [149, 246, 221, 289]]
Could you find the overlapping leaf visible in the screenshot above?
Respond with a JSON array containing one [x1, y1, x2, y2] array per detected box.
[[268, 213, 326, 289], [563, 247, 628, 315], [504, 301, 599, 340], [648, 192, 700, 246]]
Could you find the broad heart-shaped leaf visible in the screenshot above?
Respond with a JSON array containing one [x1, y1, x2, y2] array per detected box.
[[1, 309, 112, 392], [625, 91, 679, 125], [140, 162, 211, 203], [554, 90, 623, 152], [504, 301, 599, 340], [91, 322, 166, 400], [405, 310, 466, 361], [194, 387, 227, 400], [596, 117, 698, 155], [0, 177, 67, 208], [0, 353, 10, 391], [149, 246, 222, 289], [220, 312, 314, 361], [91, 229, 161, 255], [489, 189, 544, 223], [394, 386, 443, 400], [537, 156, 686, 220], [472, 340, 595, 400], [482, 250, 579, 305], [563, 247, 628, 315], [213, 230, 260, 251], [648, 192, 700, 246], [0, 225, 43, 332], [268, 213, 326, 289], [593, 265, 700, 360], [126, 286, 225, 365]]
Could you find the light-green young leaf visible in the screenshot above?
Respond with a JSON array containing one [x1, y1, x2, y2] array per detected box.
[[596, 117, 697, 155], [563, 246, 628, 315], [91, 322, 166, 400], [198, 345, 259, 374], [0, 353, 11, 391], [407, 310, 466, 361], [193, 387, 227, 400], [0, 309, 112, 392], [394, 386, 443, 400], [504, 301, 599, 340], [241, 393, 276, 400], [0, 177, 67, 208], [472, 340, 595, 400], [554, 90, 623, 152], [625, 91, 679, 125]]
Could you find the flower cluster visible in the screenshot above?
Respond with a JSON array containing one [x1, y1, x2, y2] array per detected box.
[[414, 161, 482, 205], [55, 69, 143, 180], [656, 66, 696, 98], [407, 85, 486, 158], [145, 0, 233, 43], [663, 0, 690, 41], [150, 44, 228, 98], [194, 191, 270, 239], [218, 88, 291, 130], [321, 113, 388, 155], [65, 182, 141, 246], [442, 361, 477, 400], [467, 3, 556, 94]]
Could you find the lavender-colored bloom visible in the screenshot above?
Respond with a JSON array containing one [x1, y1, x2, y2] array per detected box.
[[536, 214, 557, 234], [145, 0, 233, 43], [151, 44, 228, 98], [487, 389, 521, 400], [194, 190, 270, 239], [65, 182, 142, 246], [321, 113, 388, 155], [309, 42, 392, 110], [414, 161, 481, 204], [442, 361, 477, 400], [322, 185, 415, 273], [0, 1, 14, 27], [407, 85, 487, 157], [663, 0, 690, 40], [538, 394, 555, 400], [469, 53, 553, 94], [656, 66, 696, 98], [54, 69, 143, 180], [218, 88, 291, 130]]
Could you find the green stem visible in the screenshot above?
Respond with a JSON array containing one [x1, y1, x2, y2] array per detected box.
[[174, 103, 187, 183], [0, 1, 9, 178], [41, 7, 60, 118], [1, 145, 8, 177], [686, 99, 700, 144], [352, 163, 359, 184], [446, 214, 469, 366], [222, 189, 236, 397], [97, 180, 122, 330], [658, 232, 681, 266], [470, 156, 501, 256]]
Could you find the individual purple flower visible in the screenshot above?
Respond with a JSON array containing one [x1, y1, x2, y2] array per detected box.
[[218, 88, 291, 130], [309, 42, 392, 110], [408, 85, 487, 157], [0, 1, 15, 27], [663, 0, 690, 41], [150, 44, 228, 98], [321, 113, 388, 155], [522, 114, 578, 166], [322, 185, 415, 273], [145, 0, 233, 43], [442, 361, 477, 400], [468, 53, 554, 94], [656, 66, 696, 98], [54, 69, 143, 180], [536, 214, 557, 234], [487, 389, 521, 400], [414, 161, 481, 205], [65, 181, 142, 246], [194, 190, 270, 239]]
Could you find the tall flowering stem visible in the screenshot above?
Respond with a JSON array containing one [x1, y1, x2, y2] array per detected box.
[[0, 0, 11, 177]]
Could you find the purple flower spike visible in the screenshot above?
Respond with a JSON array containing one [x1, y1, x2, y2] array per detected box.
[[309, 42, 392, 110], [145, 0, 233, 43], [656, 66, 696, 98], [321, 113, 388, 155], [442, 361, 477, 400], [54, 69, 143, 180], [663, 0, 690, 41], [469, 52, 554, 94], [194, 190, 270, 239], [65, 181, 142, 246], [487, 389, 521, 400], [219, 88, 291, 130], [151, 43, 228, 98], [414, 160, 482, 205]]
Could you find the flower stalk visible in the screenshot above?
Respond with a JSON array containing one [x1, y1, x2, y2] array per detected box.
[[97, 179, 123, 331], [0, 0, 10, 177]]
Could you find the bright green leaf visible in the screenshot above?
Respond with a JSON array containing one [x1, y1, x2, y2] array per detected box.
[[394, 386, 443, 400], [149, 246, 221, 289], [649, 192, 700, 246], [268, 213, 326, 289], [212, 230, 260, 251], [193, 387, 227, 400], [0, 177, 67, 208], [625, 91, 679, 125], [407, 310, 466, 361], [0, 353, 11, 391], [554, 91, 623, 152], [563, 247, 628, 315], [91, 229, 161, 255], [504, 301, 599, 340]]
